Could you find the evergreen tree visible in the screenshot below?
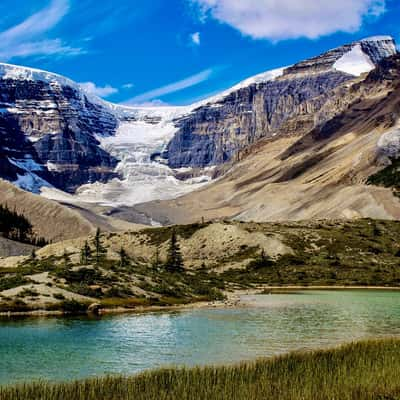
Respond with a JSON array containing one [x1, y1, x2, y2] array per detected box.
[[94, 228, 105, 263], [0, 204, 48, 246], [118, 246, 129, 267], [165, 230, 184, 272], [248, 248, 274, 270], [81, 241, 91, 264], [63, 249, 69, 266], [151, 246, 161, 270]]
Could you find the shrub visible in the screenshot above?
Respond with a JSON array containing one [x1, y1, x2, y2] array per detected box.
[[58, 299, 88, 313]]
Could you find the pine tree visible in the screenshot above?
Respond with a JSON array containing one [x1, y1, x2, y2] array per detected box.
[[151, 246, 161, 270], [165, 230, 184, 273], [118, 246, 129, 268], [94, 228, 105, 263], [249, 248, 274, 270], [63, 249, 69, 266], [81, 241, 91, 264]]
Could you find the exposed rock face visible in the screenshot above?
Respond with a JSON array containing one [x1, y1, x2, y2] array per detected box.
[[0, 69, 119, 192], [165, 37, 397, 169], [166, 71, 351, 167]]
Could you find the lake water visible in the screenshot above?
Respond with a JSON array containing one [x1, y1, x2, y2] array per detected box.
[[0, 290, 399, 384]]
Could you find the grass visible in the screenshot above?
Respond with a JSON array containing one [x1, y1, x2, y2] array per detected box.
[[0, 338, 399, 400]]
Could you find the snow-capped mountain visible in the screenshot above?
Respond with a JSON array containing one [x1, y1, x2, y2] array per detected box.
[[0, 36, 397, 206]]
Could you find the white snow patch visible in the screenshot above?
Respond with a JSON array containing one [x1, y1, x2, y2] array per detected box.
[[377, 127, 400, 158], [46, 161, 59, 172], [360, 35, 394, 42], [8, 156, 52, 193], [0, 62, 77, 88], [333, 44, 375, 76], [193, 66, 286, 108]]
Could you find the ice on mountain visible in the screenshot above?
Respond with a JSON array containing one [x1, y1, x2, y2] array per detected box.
[[333, 44, 375, 76], [72, 114, 211, 206]]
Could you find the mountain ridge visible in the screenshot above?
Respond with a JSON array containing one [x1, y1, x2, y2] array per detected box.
[[0, 35, 398, 226]]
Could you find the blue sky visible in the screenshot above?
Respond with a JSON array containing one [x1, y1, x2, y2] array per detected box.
[[0, 0, 398, 106]]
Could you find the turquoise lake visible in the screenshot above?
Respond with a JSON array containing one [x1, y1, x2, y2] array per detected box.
[[0, 290, 399, 384]]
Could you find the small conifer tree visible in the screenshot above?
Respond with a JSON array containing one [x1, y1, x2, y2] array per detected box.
[[151, 246, 161, 270], [165, 230, 184, 273], [118, 246, 129, 268], [81, 241, 92, 264], [94, 228, 105, 263]]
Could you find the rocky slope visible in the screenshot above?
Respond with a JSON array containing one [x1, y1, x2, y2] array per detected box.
[[0, 179, 142, 243], [136, 52, 400, 224]]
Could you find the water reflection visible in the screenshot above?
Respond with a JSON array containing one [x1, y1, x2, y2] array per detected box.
[[0, 290, 399, 384]]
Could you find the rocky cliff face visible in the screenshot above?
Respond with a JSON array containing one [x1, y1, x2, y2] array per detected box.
[[0, 65, 119, 192], [164, 36, 397, 169]]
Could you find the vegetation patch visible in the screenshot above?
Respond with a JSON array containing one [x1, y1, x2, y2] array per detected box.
[[0, 204, 48, 246], [2, 220, 400, 314], [367, 157, 400, 192]]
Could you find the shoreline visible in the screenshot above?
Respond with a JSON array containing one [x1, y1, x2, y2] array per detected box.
[[1, 285, 399, 318]]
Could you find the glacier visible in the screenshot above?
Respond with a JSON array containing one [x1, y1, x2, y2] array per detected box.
[[70, 110, 213, 206]]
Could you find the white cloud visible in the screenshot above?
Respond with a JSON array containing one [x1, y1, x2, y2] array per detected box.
[[125, 68, 215, 104], [122, 83, 135, 89], [191, 0, 386, 40], [79, 81, 118, 98], [0, 39, 82, 60], [190, 32, 201, 45], [0, 0, 84, 60]]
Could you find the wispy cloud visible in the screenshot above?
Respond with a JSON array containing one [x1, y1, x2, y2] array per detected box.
[[124, 68, 215, 104], [79, 81, 118, 98], [0, 0, 84, 61], [190, 32, 201, 45], [191, 0, 387, 41], [122, 83, 135, 89]]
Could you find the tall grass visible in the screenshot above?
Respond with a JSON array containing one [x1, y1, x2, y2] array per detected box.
[[1, 339, 399, 400]]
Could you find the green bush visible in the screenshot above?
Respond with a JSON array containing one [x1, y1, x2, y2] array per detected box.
[[58, 299, 88, 314]]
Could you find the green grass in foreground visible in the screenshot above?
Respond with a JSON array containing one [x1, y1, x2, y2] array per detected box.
[[1, 339, 399, 400]]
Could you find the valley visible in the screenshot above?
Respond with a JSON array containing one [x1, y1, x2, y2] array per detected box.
[[0, 30, 399, 400], [0, 36, 399, 227]]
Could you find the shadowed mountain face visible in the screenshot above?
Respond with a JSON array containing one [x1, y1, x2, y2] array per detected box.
[[0, 74, 119, 193]]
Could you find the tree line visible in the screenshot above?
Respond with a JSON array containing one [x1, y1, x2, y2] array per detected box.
[[0, 204, 48, 246], [80, 228, 184, 272]]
